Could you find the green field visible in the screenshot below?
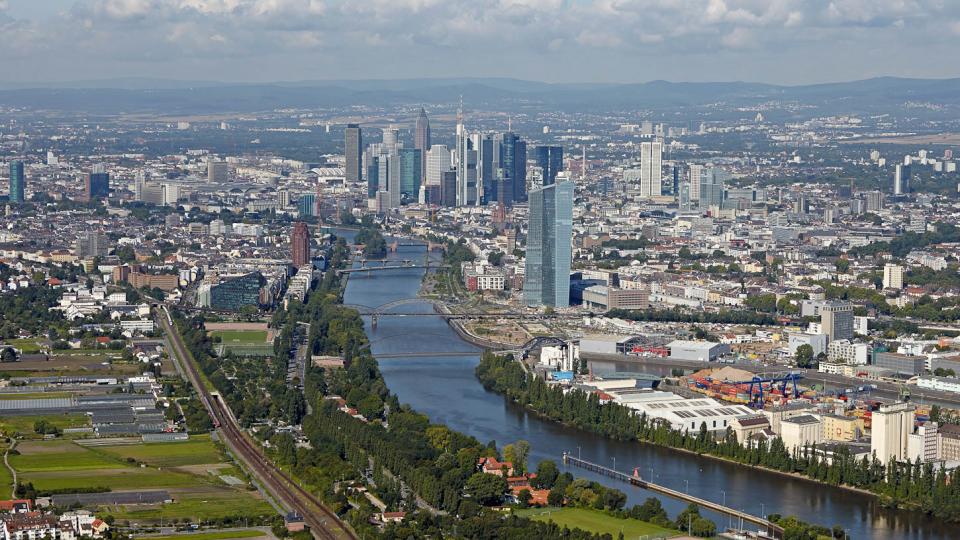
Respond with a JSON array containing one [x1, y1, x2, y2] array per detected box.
[[5, 339, 43, 353], [517, 507, 678, 539], [96, 434, 224, 467], [210, 331, 268, 344], [108, 489, 274, 522], [10, 442, 124, 472], [137, 530, 266, 540], [0, 413, 90, 437]]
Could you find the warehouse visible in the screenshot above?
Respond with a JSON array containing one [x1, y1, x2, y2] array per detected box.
[[605, 389, 755, 433], [579, 334, 647, 355], [667, 340, 730, 362]]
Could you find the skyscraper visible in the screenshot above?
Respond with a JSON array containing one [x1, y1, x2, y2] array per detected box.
[[639, 141, 662, 198], [425, 145, 452, 187], [498, 132, 527, 205], [524, 181, 573, 308], [698, 168, 727, 209], [291, 222, 311, 268], [8, 161, 24, 203], [689, 164, 703, 202], [534, 145, 563, 187], [398, 148, 422, 197], [455, 100, 478, 206], [894, 164, 910, 195], [345, 124, 362, 183], [415, 108, 431, 175], [85, 172, 110, 201], [298, 194, 316, 217]]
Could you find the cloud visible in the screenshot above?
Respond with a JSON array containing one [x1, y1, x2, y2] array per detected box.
[[0, 0, 956, 84]]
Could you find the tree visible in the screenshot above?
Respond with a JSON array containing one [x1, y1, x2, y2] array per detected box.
[[533, 460, 559, 489], [795, 344, 815, 368], [547, 487, 565, 507], [516, 488, 532, 508], [0, 347, 17, 363], [464, 473, 508, 506]]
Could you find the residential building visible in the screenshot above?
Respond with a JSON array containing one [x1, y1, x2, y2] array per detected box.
[[524, 181, 573, 307], [639, 141, 662, 198], [883, 264, 904, 289], [894, 164, 910, 195], [827, 340, 870, 365], [291, 222, 310, 268], [906, 422, 940, 462]]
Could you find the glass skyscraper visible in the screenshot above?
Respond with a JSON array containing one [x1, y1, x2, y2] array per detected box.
[[698, 167, 727, 209], [398, 148, 422, 197], [298, 193, 316, 217], [524, 181, 573, 308], [534, 145, 563, 186], [9, 161, 24, 203]]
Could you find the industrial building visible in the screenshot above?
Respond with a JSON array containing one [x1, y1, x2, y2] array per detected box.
[[666, 340, 730, 362], [579, 334, 647, 355], [605, 389, 755, 433]]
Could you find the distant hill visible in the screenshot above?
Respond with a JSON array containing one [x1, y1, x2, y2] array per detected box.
[[2, 76, 958, 116]]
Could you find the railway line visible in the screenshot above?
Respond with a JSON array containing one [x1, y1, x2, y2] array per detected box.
[[158, 307, 356, 540]]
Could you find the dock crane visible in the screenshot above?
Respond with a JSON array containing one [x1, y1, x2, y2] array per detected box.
[[729, 373, 804, 409]]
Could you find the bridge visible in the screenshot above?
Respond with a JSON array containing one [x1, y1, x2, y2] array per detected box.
[[563, 454, 784, 538], [337, 261, 450, 275], [340, 298, 578, 328], [388, 239, 445, 252]]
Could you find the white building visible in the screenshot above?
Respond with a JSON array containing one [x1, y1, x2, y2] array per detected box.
[[827, 340, 870, 365], [883, 264, 904, 290], [781, 414, 823, 451], [638, 141, 662, 198], [425, 145, 452, 186], [871, 402, 915, 465], [610, 390, 755, 433], [907, 422, 940, 462]]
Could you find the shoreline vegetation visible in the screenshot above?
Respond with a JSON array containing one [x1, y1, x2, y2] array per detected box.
[[475, 351, 960, 524]]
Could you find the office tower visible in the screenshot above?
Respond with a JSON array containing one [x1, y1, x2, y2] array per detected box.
[[278, 188, 290, 209], [345, 124, 362, 183], [524, 181, 574, 308], [298, 194, 316, 217], [398, 148, 422, 197], [678, 182, 692, 211], [698, 168, 726, 209], [872, 402, 915, 465], [496, 132, 527, 205], [387, 150, 402, 208], [641, 121, 653, 135], [671, 165, 680, 196], [8, 161, 24, 203], [820, 302, 854, 341], [894, 164, 910, 195], [689, 164, 703, 202], [415, 108, 431, 175], [162, 184, 180, 206], [208, 160, 229, 183], [425, 145, 452, 186], [535, 145, 564, 187], [639, 141, 662, 198], [441, 170, 457, 207], [291, 222, 311, 268], [455, 101, 478, 206], [865, 191, 883, 212], [382, 125, 399, 150], [475, 133, 496, 203], [883, 264, 904, 289], [84, 172, 110, 201]]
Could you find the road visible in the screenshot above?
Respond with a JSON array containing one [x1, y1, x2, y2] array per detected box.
[[158, 308, 356, 540]]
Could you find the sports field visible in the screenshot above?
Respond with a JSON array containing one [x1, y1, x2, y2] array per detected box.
[[516, 507, 678, 538], [210, 330, 268, 344]]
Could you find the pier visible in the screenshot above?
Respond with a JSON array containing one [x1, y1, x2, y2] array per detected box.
[[562, 453, 783, 539]]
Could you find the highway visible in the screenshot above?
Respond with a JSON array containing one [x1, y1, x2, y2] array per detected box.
[[157, 308, 356, 540]]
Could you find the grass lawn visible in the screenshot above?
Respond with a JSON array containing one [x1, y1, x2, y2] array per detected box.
[[137, 530, 266, 540], [22, 467, 212, 492], [96, 434, 224, 468], [516, 507, 678, 539], [107, 488, 274, 523], [0, 413, 90, 437], [6, 339, 43, 353], [0, 443, 13, 493], [210, 331, 268, 344], [10, 441, 126, 472]]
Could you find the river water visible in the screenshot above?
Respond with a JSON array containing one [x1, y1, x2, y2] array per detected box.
[[340, 239, 950, 539]]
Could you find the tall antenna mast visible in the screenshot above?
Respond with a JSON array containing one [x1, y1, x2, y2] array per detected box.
[[508, 116, 512, 132], [457, 95, 463, 125]]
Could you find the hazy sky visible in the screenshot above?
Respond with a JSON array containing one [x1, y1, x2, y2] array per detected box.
[[3, 0, 959, 85]]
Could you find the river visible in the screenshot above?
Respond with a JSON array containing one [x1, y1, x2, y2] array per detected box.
[[339, 238, 950, 539]]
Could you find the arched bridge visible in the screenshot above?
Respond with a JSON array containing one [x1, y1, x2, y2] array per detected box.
[[520, 336, 569, 352], [341, 298, 455, 327]]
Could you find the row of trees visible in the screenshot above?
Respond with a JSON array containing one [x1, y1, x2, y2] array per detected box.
[[476, 352, 960, 522]]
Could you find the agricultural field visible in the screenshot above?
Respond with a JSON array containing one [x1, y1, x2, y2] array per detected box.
[[9, 438, 273, 524], [137, 529, 267, 540], [516, 507, 678, 539], [5, 339, 44, 354], [0, 413, 90, 438], [0, 353, 138, 378]]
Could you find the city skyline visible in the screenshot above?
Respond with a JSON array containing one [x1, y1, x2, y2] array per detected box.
[[2, 1, 960, 86]]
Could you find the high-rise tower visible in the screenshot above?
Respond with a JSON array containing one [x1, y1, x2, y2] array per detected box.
[[291, 222, 311, 268], [345, 124, 362, 183], [8, 161, 25, 203], [415, 108, 431, 176], [524, 181, 574, 308]]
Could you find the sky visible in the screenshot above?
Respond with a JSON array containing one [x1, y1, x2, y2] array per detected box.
[[2, 0, 959, 86]]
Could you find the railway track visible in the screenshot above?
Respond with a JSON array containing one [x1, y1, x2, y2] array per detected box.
[[158, 309, 356, 540]]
